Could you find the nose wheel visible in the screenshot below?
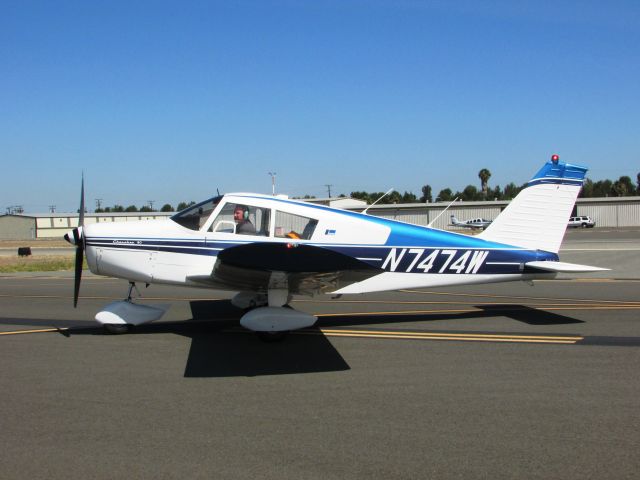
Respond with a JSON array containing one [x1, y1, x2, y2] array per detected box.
[[101, 282, 145, 334]]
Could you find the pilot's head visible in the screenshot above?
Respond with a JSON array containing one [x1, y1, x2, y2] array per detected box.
[[233, 205, 249, 222]]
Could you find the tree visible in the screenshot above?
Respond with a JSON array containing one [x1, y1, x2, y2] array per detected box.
[[350, 191, 370, 203], [460, 185, 480, 201], [478, 168, 491, 198], [401, 191, 417, 203], [611, 176, 634, 196], [579, 178, 594, 198], [385, 191, 403, 204], [591, 180, 612, 197], [139, 205, 153, 212], [125, 205, 138, 212], [503, 182, 522, 200], [160, 203, 174, 212], [487, 185, 502, 200], [436, 188, 453, 202], [420, 185, 433, 203], [176, 201, 195, 211]]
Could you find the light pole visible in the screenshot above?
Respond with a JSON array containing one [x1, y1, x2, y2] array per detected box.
[[325, 184, 333, 198], [268, 172, 276, 196]]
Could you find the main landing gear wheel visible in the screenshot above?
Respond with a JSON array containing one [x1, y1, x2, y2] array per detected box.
[[257, 331, 289, 343]]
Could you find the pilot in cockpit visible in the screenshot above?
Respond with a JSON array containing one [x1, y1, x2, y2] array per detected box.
[[233, 205, 256, 235]]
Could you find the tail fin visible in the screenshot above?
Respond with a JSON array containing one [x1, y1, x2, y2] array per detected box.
[[478, 156, 587, 253], [450, 214, 459, 225]]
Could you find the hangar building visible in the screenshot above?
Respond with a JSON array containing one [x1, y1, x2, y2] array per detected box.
[[0, 212, 173, 240], [0, 197, 638, 240]]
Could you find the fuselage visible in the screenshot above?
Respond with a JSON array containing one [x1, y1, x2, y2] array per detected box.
[[79, 193, 557, 293]]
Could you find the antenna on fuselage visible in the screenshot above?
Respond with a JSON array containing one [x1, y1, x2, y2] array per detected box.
[[427, 196, 459, 228], [362, 188, 394, 215]]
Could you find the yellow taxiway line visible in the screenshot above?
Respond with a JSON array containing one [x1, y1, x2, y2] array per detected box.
[[0, 324, 582, 344], [0, 327, 69, 336], [296, 328, 582, 344]]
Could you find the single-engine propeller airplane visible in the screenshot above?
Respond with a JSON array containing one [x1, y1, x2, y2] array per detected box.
[[449, 214, 493, 230], [65, 154, 607, 339]]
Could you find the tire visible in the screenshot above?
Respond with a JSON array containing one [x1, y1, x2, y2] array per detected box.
[[581, 223, 587, 228]]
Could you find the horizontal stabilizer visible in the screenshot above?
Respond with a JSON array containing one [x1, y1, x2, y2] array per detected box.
[[524, 261, 609, 273]]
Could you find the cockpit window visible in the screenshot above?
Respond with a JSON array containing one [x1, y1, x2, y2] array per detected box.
[[274, 211, 318, 240], [171, 196, 222, 231], [208, 202, 270, 236]]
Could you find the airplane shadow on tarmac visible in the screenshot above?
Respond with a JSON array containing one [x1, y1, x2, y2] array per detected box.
[[0, 300, 586, 378], [315, 304, 584, 328]]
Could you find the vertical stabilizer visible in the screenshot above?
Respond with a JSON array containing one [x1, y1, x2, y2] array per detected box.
[[478, 156, 586, 253]]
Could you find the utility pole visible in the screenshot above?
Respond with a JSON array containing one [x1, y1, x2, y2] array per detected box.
[[325, 184, 333, 198], [95, 198, 103, 211], [268, 172, 277, 195], [49, 205, 56, 213], [148, 200, 155, 211]]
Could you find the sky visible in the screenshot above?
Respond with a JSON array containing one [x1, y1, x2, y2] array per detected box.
[[1, 0, 639, 213]]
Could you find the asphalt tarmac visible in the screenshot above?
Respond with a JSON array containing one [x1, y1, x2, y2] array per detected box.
[[1, 229, 639, 479]]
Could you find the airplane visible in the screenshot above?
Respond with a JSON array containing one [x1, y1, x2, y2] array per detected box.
[[65, 154, 607, 340], [449, 214, 492, 230]]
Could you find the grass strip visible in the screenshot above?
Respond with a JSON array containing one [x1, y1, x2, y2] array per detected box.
[[0, 255, 86, 273]]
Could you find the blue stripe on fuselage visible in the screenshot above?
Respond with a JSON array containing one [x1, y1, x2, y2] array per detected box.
[[86, 236, 558, 275]]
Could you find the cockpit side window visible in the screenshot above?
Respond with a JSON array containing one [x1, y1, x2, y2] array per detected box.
[[274, 211, 318, 240], [208, 202, 270, 236], [171, 196, 222, 231]]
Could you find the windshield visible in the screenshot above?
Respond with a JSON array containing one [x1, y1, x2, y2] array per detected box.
[[171, 196, 222, 230]]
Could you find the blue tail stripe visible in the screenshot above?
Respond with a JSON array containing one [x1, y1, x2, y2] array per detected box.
[[529, 159, 587, 185]]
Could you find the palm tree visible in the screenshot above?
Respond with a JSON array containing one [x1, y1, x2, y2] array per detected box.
[[478, 168, 492, 198]]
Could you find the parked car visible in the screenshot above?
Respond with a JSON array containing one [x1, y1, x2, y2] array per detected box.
[[568, 216, 596, 228]]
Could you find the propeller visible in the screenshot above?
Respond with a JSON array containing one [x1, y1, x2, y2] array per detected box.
[[64, 175, 85, 307]]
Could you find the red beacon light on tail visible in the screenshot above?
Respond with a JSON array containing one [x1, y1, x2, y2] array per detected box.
[[551, 154, 560, 164]]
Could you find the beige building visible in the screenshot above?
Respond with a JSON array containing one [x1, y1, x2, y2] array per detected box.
[[0, 212, 173, 240]]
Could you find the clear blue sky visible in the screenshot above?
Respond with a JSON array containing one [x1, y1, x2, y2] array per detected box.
[[2, 0, 639, 212]]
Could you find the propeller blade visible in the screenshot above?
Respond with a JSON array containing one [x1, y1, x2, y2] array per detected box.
[[73, 243, 83, 308], [79, 173, 85, 228], [73, 174, 85, 308]]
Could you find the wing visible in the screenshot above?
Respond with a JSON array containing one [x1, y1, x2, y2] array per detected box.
[[188, 242, 381, 295]]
